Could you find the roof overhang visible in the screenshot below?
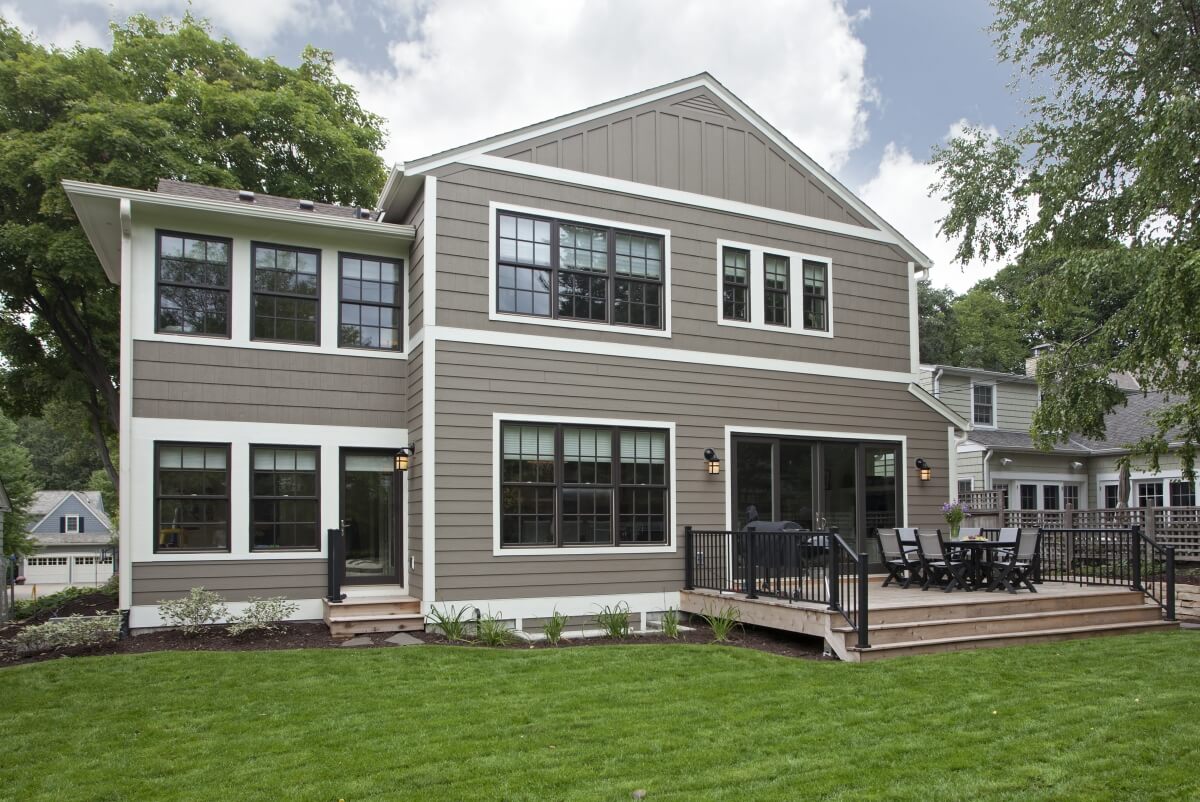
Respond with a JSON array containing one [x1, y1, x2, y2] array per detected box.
[[63, 179, 417, 284], [908, 382, 970, 430], [376, 166, 427, 223]]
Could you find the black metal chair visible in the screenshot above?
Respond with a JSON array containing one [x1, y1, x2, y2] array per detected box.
[[987, 529, 1040, 593], [917, 531, 972, 593], [878, 528, 923, 588]]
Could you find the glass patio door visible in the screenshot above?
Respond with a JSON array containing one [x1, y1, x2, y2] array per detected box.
[[341, 450, 400, 584]]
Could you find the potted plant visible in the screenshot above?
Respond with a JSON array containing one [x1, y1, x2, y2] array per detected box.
[[941, 500, 969, 539]]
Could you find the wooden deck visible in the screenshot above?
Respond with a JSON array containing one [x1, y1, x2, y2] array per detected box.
[[680, 579, 1177, 661]]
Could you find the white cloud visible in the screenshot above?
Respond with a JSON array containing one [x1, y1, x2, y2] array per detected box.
[[339, 0, 876, 170], [858, 119, 1002, 294], [2, 3, 105, 49]]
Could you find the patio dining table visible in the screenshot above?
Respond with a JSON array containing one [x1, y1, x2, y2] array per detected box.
[[947, 538, 1011, 589]]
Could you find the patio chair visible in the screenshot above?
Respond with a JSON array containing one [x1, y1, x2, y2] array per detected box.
[[878, 529, 923, 588], [989, 527, 1020, 560], [916, 531, 972, 593], [987, 529, 1040, 593], [895, 527, 921, 559]]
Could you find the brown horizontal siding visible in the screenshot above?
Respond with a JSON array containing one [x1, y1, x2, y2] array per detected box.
[[131, 559, 325, 604], [431, 340, 951, 603], [407, 343, 425, 599], [132, 340, 407, 427], [430, 168, 913, 372], [406, 192, 425, 337]]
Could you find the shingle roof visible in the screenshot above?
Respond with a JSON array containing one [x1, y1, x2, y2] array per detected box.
[[966, 429, 1090, 453], [29, 490, 113, 533], [156, 179, 377, 221]]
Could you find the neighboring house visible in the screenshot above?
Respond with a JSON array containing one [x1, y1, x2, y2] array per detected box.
[[64, 73, 965, 631], [920, 353, 1196, 529], [21, 491, 115, 587]]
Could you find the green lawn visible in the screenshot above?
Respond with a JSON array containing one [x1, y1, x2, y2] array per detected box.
[[2, 632, 1198, 801]]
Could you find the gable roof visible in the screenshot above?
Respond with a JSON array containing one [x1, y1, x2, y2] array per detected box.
[[387, 73, 931, 269], [28, 490, 113, 534]]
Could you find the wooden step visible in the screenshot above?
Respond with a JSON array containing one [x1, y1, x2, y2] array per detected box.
[[834, 604, 1164, 645], [846, 619, 1178, 662], [866, 589, 1146, 625], [326, 613, 426, 636]]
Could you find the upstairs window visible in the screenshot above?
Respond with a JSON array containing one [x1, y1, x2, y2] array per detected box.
[[972, 384, 995, 427], [722, 247, 750, 321], [496, 211, 666, 330], [62, 514, 82, 533], [763, 254, 790, 326], [801, 260, 828, 331], [339, 253, 404, 350], [252, 243, 320, 344], [156, 231, 231, 337]]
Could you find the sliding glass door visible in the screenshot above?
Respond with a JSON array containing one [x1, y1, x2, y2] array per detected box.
[[731, 435, 901, 559]]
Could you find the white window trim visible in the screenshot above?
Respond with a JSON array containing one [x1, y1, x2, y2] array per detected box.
[[491, 412, 678, 556], [1007, 479, 1085, 510], [63, 514, 82, 533], [134, 223, 411, 360], [970, 380, 997, 429], [487, 202, 673, 339], [714, 239, 833, 338], [957, 478, 975, 494]]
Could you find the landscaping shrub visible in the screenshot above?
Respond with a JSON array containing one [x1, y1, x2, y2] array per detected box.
[[5, 614, 120, 655], [99, 573, 119, 597], [227, 597, 299, 636], [10, 586, 92, 621], [542, 610, 568, 645], [427, 605, 472, 641], [660, 608, 681, 639], [475, 612, 516, 646], [158, 587, 228, 635], [701, 605, 742, 642], [594, 602, 631, 639]]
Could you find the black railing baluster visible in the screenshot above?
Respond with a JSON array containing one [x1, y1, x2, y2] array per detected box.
[[1166, 545, 1176, 621], [684, 526, 694, 590], [857, 552, 870, 649], [326, 527, 346, 603], [745, 531, 758, 599], [1130, 525, 1143, 592]]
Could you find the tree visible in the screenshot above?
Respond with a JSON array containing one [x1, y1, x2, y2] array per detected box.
[[917, 279, 959, 365], [0, 414, 36, 557], [15, 398, 105, 490], [931, 0, 1200, 476], [0, 14, 388, 490]]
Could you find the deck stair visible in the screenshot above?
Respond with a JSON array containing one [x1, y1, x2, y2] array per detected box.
[[322, 595, 424, 636]]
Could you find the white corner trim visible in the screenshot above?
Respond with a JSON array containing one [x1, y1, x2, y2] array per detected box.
[[434, 326, 915, 384], [118, 198, 134, 611], [490, 413, 678, 556], [461, 154, 902, 250], [486, 201, 673, 339], [908, 262, 919, 374], [908, 383, 970, 430], [948, 426, 958, 502], [969, 379, 998, 430], [423, 176, 438, 328], [714, 239, 833, 338], [722, 425, 909, 529]]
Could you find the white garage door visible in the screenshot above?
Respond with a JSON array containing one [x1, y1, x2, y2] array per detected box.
[[71, 555, 115, 586], [24, 556, 70, 584]]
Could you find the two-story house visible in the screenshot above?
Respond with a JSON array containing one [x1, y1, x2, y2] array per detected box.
[[21, 490, 115, 587], [64, 74, 963, 632]]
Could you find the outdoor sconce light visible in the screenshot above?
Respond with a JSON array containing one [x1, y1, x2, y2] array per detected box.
[[915, 458, 932, 482], [704, 448, 721, 475], [394, 445, 415, 472]]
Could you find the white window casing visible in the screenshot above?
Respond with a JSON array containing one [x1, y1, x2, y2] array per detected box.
[[714, 239, 834, 338]]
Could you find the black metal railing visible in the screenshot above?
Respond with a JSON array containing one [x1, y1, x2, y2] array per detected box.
[[1035, 526, 1175, 620], [683, 526, 870, 648], [326, 527, 347, 603]]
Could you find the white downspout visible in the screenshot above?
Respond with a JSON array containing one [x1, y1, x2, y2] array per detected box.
[[933, 367, 944, 399]]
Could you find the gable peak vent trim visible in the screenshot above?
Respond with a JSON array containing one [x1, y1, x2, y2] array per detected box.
[[672, 93, 732, 119]]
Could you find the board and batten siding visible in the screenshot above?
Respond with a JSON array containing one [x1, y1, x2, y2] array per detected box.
[[131, 340, 407, 428], [432, 340, 951, 602], [487, 87, 873, 229], [431, 167, 913, 373], [130, 559, 326, 605]]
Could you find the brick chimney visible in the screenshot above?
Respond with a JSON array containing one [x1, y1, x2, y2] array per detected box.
[[1025, 343, 1054, 377]]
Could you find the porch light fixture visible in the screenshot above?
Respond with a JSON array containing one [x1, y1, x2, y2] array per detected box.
[[394, 445, 415, 472], [703, 448, 721, 475], [915, 458, 932, 482]]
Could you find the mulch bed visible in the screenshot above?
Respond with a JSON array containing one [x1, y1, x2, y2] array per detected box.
[[2, 615, 826, 667]]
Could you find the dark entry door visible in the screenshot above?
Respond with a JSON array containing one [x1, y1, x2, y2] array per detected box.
[[341, 450, 400, 585]]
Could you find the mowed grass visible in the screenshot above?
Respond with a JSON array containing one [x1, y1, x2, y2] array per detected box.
[[3, 631, 1199, 801]]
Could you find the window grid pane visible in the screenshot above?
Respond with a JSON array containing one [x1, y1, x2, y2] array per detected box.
[[801, 260, 827, 331], [156, 442, 230, 552], [973, 385, 994, 426], [1170, 480, 1196, 507], [338, 254, 404, 350], [722, 247, 750, 321], [251, 446, 320, 551], [764, 253, 790, 327], [157, 232, 231, 336]]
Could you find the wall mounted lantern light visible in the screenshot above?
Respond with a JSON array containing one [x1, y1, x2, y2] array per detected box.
[[915, 458, 932, 482], [394, 445, 415, 472], [704, 448, 721, 475]]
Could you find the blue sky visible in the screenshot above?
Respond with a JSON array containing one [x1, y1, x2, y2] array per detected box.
[[2, 0, 1025, 291]]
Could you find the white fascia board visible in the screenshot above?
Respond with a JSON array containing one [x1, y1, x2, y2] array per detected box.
[[434, 325, 915, 384], [908, 382, 970, 430]]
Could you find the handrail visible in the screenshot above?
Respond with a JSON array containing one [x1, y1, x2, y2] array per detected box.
[[683, 525, 870, 648], [326, 527, 346, 603]]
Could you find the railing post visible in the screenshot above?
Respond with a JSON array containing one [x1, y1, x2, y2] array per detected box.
[[1130, 525, 1143, 592], [1166, 545, 1177, 621], [857, 552, 870, 650], [744, 531, 757, 599], [826, 534, 840, 611], [683, 526, 695, 590], [326, 528, 346, 603]]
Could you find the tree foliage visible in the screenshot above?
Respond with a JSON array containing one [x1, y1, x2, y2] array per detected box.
[[15, 397, 106, 490], [931, 0, 1200, 475], [0, 14, 388, 489], [0, 413, 36, 557]]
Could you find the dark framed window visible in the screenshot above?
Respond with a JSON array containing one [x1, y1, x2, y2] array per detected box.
[[155, 443, 230, 552], [972, 384, 995, 426], [763, 253, 790, 326], [1138, 481, 1164, 507], [1043, 484, 1060, 510], [1170, 480, 1196, 507], [801, 259, 828, 331], [957, 479, 973, 499], [252, 242, 320, 344], [500, 421, 670, 548], [156, 231, 231, 337], [251, 446, 320, 551], [722, 247, 750, 321], [339, 253, 404, 350], [1103, 484, 1121, 509], [1019, 483, 1037, 510], [497, 211, 665, 330], [1064, 484, 1080, 510]]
